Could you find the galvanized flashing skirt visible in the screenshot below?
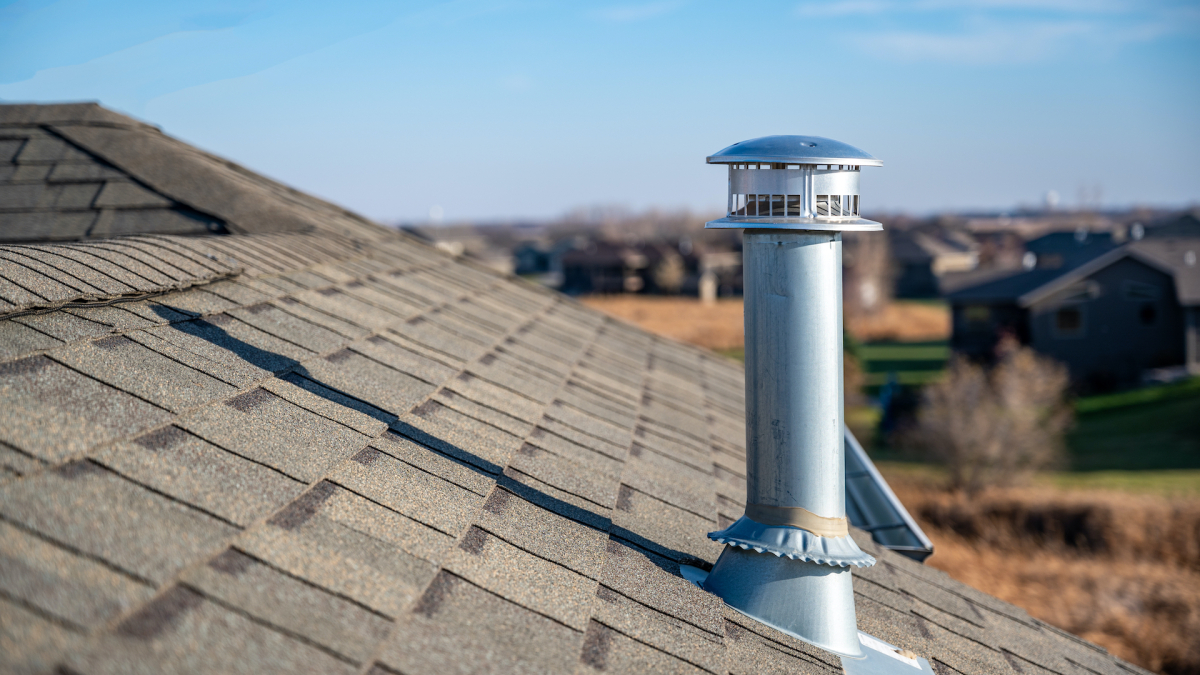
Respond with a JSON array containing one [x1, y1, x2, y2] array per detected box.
[[708, 516, 876, 568], [705, 546, 865, 659]]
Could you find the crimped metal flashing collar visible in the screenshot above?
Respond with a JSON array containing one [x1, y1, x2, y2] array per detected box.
[[708, 516, 877, 568]]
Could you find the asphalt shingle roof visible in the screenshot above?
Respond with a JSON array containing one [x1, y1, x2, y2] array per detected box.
[[946, 234, 1199, 307], [0, 103, 1152, 675]]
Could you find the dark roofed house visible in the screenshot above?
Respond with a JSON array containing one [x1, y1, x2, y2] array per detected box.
[[1143, 210, 1200, 240], [890, 230, 979, 299], [0, 103, 1150, 674], [1023, 230, 1117, 270], [948, 231, 1199, 389]]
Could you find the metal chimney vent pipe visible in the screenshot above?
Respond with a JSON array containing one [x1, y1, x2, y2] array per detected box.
[[701, 136, 882, 659]]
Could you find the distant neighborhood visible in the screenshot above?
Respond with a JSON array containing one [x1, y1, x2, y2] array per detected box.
[[406, 207, 1200, 392]]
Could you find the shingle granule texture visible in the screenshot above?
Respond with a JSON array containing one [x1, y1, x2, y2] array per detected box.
[[0, 103, 1147, 675]]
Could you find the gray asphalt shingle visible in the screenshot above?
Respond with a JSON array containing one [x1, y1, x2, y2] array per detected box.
[[65, 587, 358, 675], [328, 445, 483, 537], [0, 356, 171, 462], [0, 520, 155, 629], [52, 335, 236, 413], [0, 461, 237, 584], [390, 314, 490, 363], [434, 387, 533, 437], [509, 440, 623, 509], [344, 333, 457, 384], [447, 370, 544, 421], [376, 571, 585, 675], [443, 525, 597, 630], [274, 294, 372, 336], [228, 301, 350, 353], [236, 484, 442, 617], [590, 585, 726, 674], [0, 103, 1146, 675], [393, 400, 524, 476], [578, 619, 710, 675], [0, 318, 61, 360], [299, 348, 436, 415], [0, 597, 84, 675], [181, 548, 393, 665], [475, 488, 610, 580], [178, 387, 369, 482], [93, 425, 305, 527], [134, 313, 309, 385]]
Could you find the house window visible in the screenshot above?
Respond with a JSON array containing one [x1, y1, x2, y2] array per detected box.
[[1054, 305, 1085, 338], [1123, 281, 1160, 301], [1039, 254, 1064, 269], [1140, 303, 1157, 325], [965, 305, 990, 329]]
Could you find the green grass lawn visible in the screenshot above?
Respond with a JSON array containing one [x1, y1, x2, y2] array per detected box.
[[1067, 377, 1200, 472], [1041, 469, 1200, 497], [859, 340, 949, 388], [722, 342, 951, 386], [721, 338, 1200, 491], [717, 347, 744, 362], [874, 460, 1200, 497]]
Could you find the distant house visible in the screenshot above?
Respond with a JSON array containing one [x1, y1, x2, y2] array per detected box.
[[1143, 209, 1200, 239], [559, 241, 693, 295], [1023, 230, 1116, 270], [890, 230, 979, 298], [948, 237, 1199, 390]]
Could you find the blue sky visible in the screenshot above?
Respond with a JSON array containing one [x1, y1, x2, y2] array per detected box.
[[2, 0, 1197, 223]]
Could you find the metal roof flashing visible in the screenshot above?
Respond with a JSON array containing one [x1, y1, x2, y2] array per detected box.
[[681, 565, 936, 672], [844, 430, 934, 561]]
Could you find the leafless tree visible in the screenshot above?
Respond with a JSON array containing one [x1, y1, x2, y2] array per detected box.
[[842, 230, 892, 320], [913, 340, 1072, 493]]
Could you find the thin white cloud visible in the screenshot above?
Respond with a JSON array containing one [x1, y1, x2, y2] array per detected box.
[[859, 16, 1185, 64], [795, 0, 1198, 64], [591, 0, 685, 23], [796, 0, 1157, 17], [796, 1, 893, 17], [914, 0, 1130, 12], [863, 20, 1093, 64]]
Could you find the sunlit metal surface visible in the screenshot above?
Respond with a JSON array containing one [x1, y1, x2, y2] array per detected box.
[[706, 135, 883, 167], [844, 430, 935, 562], [705, 547, 865, 659], [681, 563, 937, 669], [709, 516, 875, 567], [706, 137, 882, 229], [700, 135, 884, 661]]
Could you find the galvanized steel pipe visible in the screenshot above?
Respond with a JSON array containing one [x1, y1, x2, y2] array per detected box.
[[743, 229, 847, 523], [702, 136, 883, 660]]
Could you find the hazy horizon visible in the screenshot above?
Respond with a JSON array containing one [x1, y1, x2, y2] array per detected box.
[[3, 0, 1197, 223]]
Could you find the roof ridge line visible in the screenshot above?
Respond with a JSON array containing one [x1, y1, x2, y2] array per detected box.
[[0, 270, 240, 321]]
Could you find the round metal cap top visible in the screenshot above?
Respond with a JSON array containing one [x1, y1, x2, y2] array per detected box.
[[707, 135, 882, 167]]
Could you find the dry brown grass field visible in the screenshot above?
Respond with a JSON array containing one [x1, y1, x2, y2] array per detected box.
[[582, 294, 1200, 674], [884, 470, 1200, 674], [580, 296, 747, 350], [581, 295, 950, 347]]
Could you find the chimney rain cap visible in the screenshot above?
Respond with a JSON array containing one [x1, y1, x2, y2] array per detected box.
[[707, 135, 882, 167]]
